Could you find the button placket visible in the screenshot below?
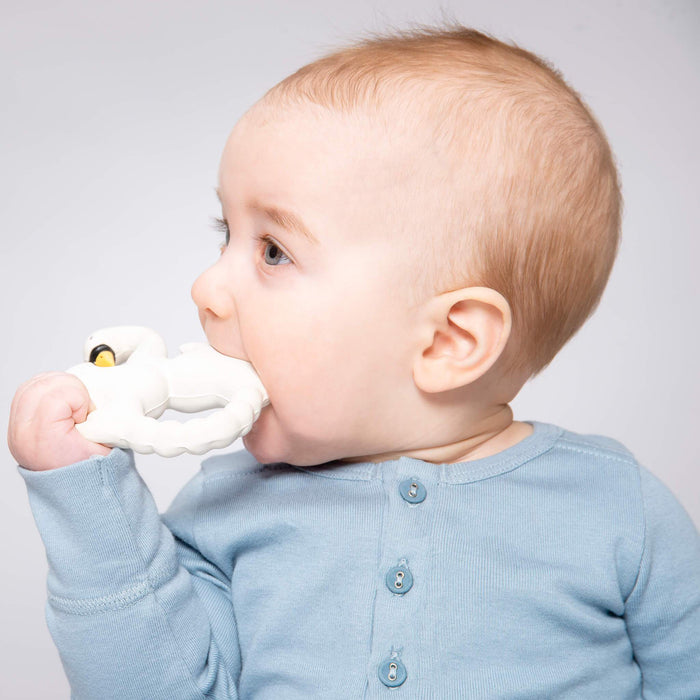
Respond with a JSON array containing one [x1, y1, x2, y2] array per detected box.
[[372, 468, 430, 689]]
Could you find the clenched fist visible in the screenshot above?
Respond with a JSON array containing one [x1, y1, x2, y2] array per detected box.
[[8, 372, 112, 471]]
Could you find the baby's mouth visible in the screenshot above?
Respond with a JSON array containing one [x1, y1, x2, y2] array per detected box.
[[208, 344, 267, 399]]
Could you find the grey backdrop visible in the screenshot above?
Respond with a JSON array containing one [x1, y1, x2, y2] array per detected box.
[[2, 1, 698, 697]]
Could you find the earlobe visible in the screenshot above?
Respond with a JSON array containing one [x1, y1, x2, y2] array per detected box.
[[412, 287, 512, 394]]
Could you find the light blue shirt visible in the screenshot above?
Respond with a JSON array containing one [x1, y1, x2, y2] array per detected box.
[[18, 421, 700, 698]]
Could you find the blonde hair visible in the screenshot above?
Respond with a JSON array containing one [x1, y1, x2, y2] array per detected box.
[[261, 20, 623, 382]]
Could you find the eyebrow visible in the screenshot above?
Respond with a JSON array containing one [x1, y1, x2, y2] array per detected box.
[[215, 188, 319, 245]]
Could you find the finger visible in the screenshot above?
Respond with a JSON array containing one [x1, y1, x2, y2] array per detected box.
[[10, 371, 65, 412], [48, 378, 92, 425], [11, 373, 90, 427]]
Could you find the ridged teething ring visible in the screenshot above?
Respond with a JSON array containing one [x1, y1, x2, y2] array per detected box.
[[65, 326, 269, 457]]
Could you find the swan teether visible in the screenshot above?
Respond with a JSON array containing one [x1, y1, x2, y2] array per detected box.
[[65, 326, 269, 457]]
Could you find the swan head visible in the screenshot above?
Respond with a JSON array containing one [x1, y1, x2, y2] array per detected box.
[[89, 344, 116, 367], [82, 326, 168, 364]]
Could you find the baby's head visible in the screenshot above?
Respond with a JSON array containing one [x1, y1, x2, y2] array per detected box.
[[191, 22, 622, 467]]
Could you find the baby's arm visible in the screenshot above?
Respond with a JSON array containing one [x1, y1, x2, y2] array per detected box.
[[624, 465, 700, 698], [10, 374, 241, 699]]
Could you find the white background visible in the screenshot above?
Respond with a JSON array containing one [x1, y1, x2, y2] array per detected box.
[[1, 1, 698, 697]]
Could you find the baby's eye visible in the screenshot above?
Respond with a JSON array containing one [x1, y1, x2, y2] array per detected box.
[[210, 216, 292, 266], [256, 233, 292, 267]]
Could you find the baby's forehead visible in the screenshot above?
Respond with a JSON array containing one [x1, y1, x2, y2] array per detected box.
[[237, 98, 421, 162], [223, 100, 426, 203]]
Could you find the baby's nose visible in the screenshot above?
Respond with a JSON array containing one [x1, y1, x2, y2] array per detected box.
[[191, 263, 236, 321]]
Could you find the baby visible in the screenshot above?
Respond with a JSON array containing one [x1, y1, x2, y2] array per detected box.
[[9, 23, 700, 699]]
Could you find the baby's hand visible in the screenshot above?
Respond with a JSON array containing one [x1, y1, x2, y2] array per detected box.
[[8, 372, 111, 471]]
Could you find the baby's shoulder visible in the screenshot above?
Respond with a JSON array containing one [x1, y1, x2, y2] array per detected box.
[[527, 421, 646, 500], [539, 422, 677, 520], [164, 449, 272, 526], [552, 424, 638, 465], [548, 424, 691, 522]]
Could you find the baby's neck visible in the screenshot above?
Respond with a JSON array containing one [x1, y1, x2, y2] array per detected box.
[[339, 405, 534, 465]]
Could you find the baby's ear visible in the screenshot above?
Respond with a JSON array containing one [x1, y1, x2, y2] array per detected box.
[[411, 287, 512, 394]]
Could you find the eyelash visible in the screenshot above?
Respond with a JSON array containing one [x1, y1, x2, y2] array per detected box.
[[210, 216, 292, 266]]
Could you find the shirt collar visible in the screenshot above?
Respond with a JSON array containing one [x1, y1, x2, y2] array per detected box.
[[287, 421, 563, 485]]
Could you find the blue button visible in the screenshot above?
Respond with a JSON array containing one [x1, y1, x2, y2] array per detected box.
[[399, 478, 426, 503], [385, 561, 413, 594], [378, 655, 407, 687]]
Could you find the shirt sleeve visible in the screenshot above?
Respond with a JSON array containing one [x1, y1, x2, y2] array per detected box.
[[17, 447, 240, 700], [624, 464, 700, 699]]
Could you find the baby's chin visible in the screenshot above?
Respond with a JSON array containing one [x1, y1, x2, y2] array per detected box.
[[244, 409, 399, 466], [242, 408, 337, 467], [243, 405, 287, 464]]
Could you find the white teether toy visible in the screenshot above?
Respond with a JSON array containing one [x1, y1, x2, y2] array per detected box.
[[65, 326, 269, 457]]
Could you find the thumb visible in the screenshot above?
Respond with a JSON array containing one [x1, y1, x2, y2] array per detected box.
[[63, 377, 94, 426]]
